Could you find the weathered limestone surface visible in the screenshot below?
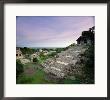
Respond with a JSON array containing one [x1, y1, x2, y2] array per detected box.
[[20, 58, 30, 64], [42, 45, 87, 78]]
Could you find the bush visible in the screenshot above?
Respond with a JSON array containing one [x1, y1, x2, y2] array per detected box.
[[83, 45, 94, 83], [39, 52, 45, 57], [16, 60, 24, 78], [33, 58, 38, 62], [48, 52, 57, 57], [55, 48, 64, 53], [20, 47, 36, 54], [84, 45, 94, 68]]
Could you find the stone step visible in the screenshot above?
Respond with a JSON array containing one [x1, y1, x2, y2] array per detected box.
[[42, 45, 87, 78]]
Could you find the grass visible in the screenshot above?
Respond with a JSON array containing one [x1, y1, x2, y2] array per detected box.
[[30, 69, 49, 84], [17, 66, 56, 84], [17, 69, 45, 84], [17, 62, 82, 84], [17, 68, 81, 84]]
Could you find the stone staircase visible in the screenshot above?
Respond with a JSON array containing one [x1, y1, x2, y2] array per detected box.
[[42, 45, 88, 78]]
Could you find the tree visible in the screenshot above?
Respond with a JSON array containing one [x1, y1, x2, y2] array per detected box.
[[16, 60, 24, 78], [74, 26, 95, 83], [82, 45, 94, 83], [20, 47, 36, 54]]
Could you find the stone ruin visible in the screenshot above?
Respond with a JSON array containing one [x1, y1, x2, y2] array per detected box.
[[42, 45, 87, 79]]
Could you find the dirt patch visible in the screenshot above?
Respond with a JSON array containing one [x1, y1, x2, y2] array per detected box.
[[24, 67, 36, 76]]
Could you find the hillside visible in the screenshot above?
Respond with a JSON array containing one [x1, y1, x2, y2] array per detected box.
[[42, 45, 87, 77]]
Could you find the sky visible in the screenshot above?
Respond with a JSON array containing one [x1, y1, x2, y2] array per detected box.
[[16, 16, 95, 48]]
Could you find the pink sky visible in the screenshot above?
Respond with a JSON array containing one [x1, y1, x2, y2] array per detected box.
[[16, 16, 95, 47]]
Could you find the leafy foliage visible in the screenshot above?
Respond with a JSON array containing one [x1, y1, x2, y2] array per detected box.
[[48, 52, 57, 57], [84, 45, 94, 68], [20, 47, 36, 54], [16, 60, 24, 78], [55, 48, 65, 53], [33, 57, 39, 62], [83, 45, 94, 83]]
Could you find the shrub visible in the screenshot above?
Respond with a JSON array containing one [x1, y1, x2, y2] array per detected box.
[[83, 45, 94, 83], [33, 57, 38, 62], [48, 52, 57, 57], [16, 60, 24, 78], [20, 47, 36, 54]]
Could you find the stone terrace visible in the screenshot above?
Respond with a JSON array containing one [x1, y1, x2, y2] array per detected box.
[[42, 45, 87, 78]]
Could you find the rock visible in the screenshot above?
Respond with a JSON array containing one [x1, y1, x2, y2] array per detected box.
[[20, 58, 30, 64], [42, 45, 88, 78]]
